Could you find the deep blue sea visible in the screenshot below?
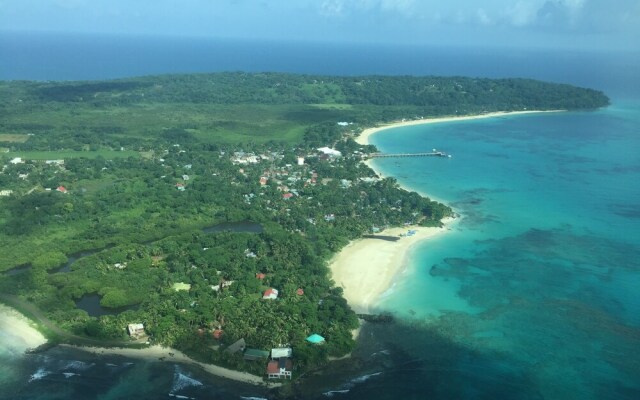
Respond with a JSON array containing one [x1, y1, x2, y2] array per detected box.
[[1, 32, 639, 399]]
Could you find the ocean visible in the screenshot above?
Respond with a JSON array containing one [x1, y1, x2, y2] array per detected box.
[[1, 32, 639, 399]]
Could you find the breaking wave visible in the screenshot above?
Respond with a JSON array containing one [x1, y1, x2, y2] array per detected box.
[[28, 367, 50, 382], [323, 389, 350, 397], [63, 360, 95, 371], [323, 371, 383, 397], [170, 366, 204, 395], [350, 371, 382, 384]]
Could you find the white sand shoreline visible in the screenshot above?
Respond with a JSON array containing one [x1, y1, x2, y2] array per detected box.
[[329, 220, 455, 315], [330, 111, 563, 317], [0, 304, 47, 351], [355, 110, 564, 146]]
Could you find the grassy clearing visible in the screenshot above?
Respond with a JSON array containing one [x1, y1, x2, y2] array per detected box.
[[12, 150, 140, 160], [0, 134, 30, 143], [2, 102, 356, 145]]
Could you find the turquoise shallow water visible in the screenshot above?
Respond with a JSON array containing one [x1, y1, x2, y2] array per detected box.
[[367, 101, 640, 398]]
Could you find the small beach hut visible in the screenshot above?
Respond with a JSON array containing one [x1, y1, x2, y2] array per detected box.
[[224, 338, 246, 354], [244, 348, 270, 361], [305, 334, 325, 344]]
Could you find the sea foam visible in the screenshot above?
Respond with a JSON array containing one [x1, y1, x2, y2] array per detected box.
[[28, 368, 50, 382]]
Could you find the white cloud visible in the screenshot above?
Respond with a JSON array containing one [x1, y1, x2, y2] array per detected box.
[[320, 0, 345, 17], [505, 1, 539, 27], [477, 8, 492, 26], [380, 0, 416, 14], [318, 0, 416, 18]]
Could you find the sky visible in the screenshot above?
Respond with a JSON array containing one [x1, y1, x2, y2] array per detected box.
[[0, 0, 638, 51]]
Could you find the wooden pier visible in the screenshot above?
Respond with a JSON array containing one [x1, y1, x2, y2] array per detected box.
[[369, 151, 451, 158]]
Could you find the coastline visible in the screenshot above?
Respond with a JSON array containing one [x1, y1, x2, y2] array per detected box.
[[355, 110, 564, 146], [0, 305, 273, 387], [329, 222, 454, 315], [0, 304, 47, 351], [329, 111, 560, 317], [59, 344, 278, 387]]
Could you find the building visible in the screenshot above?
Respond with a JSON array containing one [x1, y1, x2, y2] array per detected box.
[[297, 157, 305, 166], [267, 347, 293, 379], [127, 323, 145, 338], [263, 288, 278, 300], [244, 348, 270, 361], [210, 280, 234, 291], [56, 186, 67, 193], [316, 147, 342, 158], [306, 334, 325, 344], [225, 338, 246, 354], [45, 159, 64, 165], [271, 347, 292, 359], [255, 273, 266, 280], [267, 358, 292, 379], [0, 190, 13, 197]]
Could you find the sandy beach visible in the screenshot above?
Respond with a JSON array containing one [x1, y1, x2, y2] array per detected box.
[[329, 222, 453, 314], [330, 112, 555, 315], [0, 304, 48, 352], [355, 110, 564, 146], [60, 343, 279, 387]]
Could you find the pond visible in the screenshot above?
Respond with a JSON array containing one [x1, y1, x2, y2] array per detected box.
[[49, 247, 112, 274], [3, 245, 114, 276], [4, 264, 31, 276], [75, 294, 138, 317]]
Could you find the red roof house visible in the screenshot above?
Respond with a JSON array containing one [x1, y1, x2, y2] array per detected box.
[[56, 186, 67, 193], [296, 288, 304, 296], [263, 288, 279, 300], [282, 193, 293, 200], [266, 358, 292, 379], [212, 329, 224, 339], [255, 273, 266, 280]]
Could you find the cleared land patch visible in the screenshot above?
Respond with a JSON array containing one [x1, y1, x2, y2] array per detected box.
[[0, 134, 30, 143]]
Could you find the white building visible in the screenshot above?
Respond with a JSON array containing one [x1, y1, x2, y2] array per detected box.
[[317, 147, 342, 157], [127, 323, 145, 338]]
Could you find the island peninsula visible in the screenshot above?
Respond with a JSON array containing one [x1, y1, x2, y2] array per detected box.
[[0, 73, 609, 386]]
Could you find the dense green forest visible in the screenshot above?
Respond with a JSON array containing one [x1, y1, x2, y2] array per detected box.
[[0, 73, 608, 379]]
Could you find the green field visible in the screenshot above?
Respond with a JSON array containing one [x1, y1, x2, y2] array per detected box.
[[12, 150, 140, 160], [1, 103, 358, 145]]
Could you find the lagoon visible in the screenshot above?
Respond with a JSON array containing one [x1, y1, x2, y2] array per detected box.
[[362, 101, 640, 399]]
